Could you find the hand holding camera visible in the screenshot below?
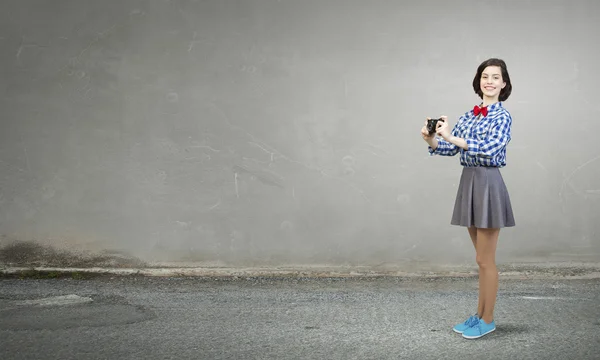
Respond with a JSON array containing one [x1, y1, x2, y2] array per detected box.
[[421, 116, 450, 141], [426, 118, 444, 135], [421, 116, 449, 141]]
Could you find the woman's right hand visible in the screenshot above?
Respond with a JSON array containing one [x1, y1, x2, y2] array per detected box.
[[421, 118, 435, 141]]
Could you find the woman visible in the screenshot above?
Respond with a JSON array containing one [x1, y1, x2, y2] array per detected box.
[[421, 58, 515, 339]]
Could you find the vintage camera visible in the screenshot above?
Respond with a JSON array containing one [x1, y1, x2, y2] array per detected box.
[[426, 118, 444, 135]]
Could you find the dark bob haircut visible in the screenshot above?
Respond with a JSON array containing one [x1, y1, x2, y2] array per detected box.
[[472, 58, 512, 102]]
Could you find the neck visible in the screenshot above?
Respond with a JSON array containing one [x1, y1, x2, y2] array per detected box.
[[482, 96, 499, 107]]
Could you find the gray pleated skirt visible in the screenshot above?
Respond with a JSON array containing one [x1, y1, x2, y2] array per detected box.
[[451, 166, 515, 229]]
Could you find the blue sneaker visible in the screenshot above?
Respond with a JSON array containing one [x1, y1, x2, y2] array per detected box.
[[462, 318, 496, 339], [452, 314, 479, 334]]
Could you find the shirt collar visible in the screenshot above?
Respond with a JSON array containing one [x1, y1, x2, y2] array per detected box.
[[473, 101, 503, 117]]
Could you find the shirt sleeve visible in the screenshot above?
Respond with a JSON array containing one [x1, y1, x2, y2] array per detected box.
[[466, 113, 512, 158], [428, 120, 461, 156]]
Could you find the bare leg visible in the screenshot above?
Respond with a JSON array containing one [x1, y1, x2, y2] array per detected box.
[[468, 226, 477, 249], [467, 226, 482, 318], [475, 228, 500, 324]]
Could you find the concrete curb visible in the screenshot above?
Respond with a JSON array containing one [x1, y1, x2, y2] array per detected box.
[[2, 262, 600, 279]]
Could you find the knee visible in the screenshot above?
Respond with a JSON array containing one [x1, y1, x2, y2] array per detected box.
[[476, 255, 496, 269]]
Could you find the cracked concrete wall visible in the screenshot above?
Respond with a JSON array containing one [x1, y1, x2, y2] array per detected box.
[[1, 0, 599, 266]]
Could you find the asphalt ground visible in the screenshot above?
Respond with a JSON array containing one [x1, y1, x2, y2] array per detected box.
[[1, 274, 599, 359]]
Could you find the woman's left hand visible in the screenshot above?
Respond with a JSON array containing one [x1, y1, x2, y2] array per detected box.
[[436, 116, 451, 139]]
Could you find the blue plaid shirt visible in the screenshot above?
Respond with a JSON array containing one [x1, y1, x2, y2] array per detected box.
[[428, 102, 512, 167]]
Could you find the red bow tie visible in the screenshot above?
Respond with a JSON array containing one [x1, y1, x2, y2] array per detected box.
[[473, 105, 488, 117]]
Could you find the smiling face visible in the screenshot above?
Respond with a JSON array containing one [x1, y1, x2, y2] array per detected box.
[[480, 66, 506, 103]]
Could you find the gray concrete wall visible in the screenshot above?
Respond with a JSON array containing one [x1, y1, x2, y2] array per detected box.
[[1, 0, 599, 267]]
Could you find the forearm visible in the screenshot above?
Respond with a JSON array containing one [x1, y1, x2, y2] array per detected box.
[[426, 137, 438, 150], [444, 135, 468, 150], [428, 136, 459, 156]]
